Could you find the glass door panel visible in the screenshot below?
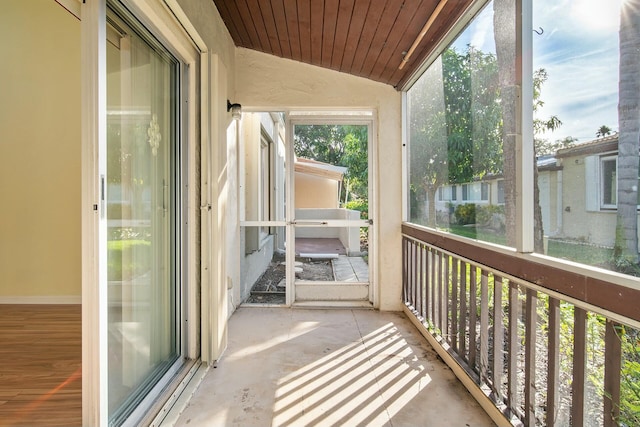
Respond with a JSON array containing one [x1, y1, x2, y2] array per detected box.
[[106, 4, 179, 423]]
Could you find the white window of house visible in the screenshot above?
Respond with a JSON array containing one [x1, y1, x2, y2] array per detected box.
[[452, 185, 457, 201], [497, 180, 505, 204], [593, 154, 640, 210], [601, 155, 617, 208], [462, 184, 469, 201], [481, 182, 489, 201], [439, 185, 453, 201], [260, 135, 272, 239]]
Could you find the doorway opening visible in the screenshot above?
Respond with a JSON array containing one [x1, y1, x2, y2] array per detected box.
[[240, 111, 374, 307]]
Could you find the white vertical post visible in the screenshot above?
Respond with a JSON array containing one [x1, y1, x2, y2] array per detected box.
[[81, 0, 108, 425], [285, 117, 295, 306], [199, 51, 212, 364], [401, 91, 409, 223], [517, 0, 534, 252]]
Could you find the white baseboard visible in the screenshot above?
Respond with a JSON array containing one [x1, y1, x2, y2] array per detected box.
[[0, 295, 81, 304]]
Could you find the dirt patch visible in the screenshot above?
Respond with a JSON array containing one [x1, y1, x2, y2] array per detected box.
[[244, 256, 335, 305], [249, 254, 286, 293], [297, 259, 334, 281]]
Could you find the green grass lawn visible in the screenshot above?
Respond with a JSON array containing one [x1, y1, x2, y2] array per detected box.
[[547, 240, 613, 268], [107, 239, 151, 281], [447, 224, 506, 245], [446, 225, 614, 269]]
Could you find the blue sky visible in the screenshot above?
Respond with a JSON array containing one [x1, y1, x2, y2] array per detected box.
[[452, 0, 622, 143], [533, 0, 621, 142]]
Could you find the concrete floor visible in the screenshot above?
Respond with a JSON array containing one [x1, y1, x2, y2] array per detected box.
[[296, 238, 347, 256], [173, 308, 495, 427], [332, 256, 369, 282]]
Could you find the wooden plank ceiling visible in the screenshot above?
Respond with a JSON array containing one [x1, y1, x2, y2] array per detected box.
[[212, 0, 475, 89]]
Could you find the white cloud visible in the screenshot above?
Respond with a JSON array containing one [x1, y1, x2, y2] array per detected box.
[[533, 0, 620, 142]]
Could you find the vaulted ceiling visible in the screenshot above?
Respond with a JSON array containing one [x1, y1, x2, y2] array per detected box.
[[211, 0, 475, 90]]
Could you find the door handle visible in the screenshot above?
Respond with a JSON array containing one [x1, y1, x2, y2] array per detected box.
[[290, 220, 328, 225]]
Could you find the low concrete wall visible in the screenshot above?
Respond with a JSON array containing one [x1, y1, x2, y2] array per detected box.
[[240, 234, 274, 302], [295, 208, 362, 255]]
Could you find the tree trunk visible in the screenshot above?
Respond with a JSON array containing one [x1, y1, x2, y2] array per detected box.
[[533, 158, 545, 253], [426, 186, 438, 228], [615, 2, 640, 264], [494, 0, 517, 247], [494, 0, 545, 251]]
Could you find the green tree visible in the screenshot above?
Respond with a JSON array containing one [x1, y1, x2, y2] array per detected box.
[[341, 125, 369, 200], [533, 69, 563, 154], [596, 125, 613, 138], [615, 0, 640, 265], [293, 124, 368, 202], [536, 136, 577, 156], [294, 125, 347, 166], [408, 46, 503, 227], [493, 0, 518, 247], [408, 55, 450, 225]]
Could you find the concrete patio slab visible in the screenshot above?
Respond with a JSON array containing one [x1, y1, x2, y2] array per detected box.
[[172, 308, 495, 427], [332, 256, 369, 282]]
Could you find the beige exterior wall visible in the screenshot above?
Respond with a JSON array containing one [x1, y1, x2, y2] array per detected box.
[[295, 173, 340, 209], [0, 0, 81, 300], [559, 156, 617, 246], [557, 153, 640, 248], [236, 48, 403, 310]]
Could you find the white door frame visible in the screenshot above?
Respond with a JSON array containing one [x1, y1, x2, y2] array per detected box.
[[286, 111, 378, 307]]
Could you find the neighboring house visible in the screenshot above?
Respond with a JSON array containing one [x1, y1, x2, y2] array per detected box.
[[431, 134, 639, 249], [294, 157, 361, 257], [435, 180, 496, 214], [294, 157, 346, 209], [553, 133, 636, 248]]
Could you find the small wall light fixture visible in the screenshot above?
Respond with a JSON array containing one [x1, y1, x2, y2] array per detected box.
[[227, 100, 242, 120]]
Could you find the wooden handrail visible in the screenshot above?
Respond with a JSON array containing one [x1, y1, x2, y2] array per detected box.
[[402, 223, 640, 324]]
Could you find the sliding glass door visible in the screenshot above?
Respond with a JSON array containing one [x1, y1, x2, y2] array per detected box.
[[106, 3, 180, 424]]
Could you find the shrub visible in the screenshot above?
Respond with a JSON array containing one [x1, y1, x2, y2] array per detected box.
[[476, 204, 504, 225], [345, 199, 368, 219], [454, 203, 476, 225]]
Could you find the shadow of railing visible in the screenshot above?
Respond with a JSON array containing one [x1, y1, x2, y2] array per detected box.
[[272, 323, 431, 426]]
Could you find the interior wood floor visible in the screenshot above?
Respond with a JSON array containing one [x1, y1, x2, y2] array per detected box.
[[0, 304, 81, 427]]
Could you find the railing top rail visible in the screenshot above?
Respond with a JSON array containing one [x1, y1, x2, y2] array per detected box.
[[402, 223, 640, 327]]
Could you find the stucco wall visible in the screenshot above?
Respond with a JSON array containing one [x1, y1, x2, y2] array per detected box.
[[177, 0, 236, 97], [295, 173, 340, 209], [0, 0, 81, 301], [560, 157, 617, 246], [235, 48, 403, 310]]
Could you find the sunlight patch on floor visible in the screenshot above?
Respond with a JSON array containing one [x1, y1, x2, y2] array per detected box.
[[272, 323, 432, 426]]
